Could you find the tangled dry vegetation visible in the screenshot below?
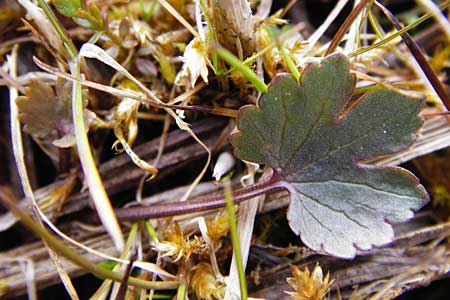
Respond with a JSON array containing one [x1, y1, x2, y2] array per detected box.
[[1, 0, 450, 299]]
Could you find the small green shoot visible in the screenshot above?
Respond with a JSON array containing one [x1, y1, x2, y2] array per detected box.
[[279, 46, 300, 81], [176, 282, 186, 300], [216, 47, 267, 93], [52, 0, 81, 17], [145, 220, 160, 243]]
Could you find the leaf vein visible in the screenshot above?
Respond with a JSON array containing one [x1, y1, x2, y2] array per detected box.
[[283, 103, 413, 178], [294, 187, 370, 229], [281, 97, 330, 171]]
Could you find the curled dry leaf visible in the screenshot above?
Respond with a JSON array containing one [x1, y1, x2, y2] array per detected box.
[[230, 54, 429, 258], [112, 96, 159, 178], [16, 79, 95, 148]]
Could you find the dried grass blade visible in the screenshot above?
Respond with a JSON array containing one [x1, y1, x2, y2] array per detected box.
[[114, 127, 159, 179], [417, 0, 450, 42], [302, 0, 348, 55], [7, 46, 80, 300], [79, 45, 212, 201], [0, 188, 179, 290], [79, 44, 163, 106], [375, 2, 450, 111], [158, 0, 198, 37], [69, 59, 125, 251]]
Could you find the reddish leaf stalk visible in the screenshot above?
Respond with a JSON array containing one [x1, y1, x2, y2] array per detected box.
[[109, 175, 284, 223], [423, 111, 450, 118]]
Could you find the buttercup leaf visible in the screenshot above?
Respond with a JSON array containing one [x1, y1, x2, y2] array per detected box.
[[16, 79, 95, 148], [230, 54, 429, 258]]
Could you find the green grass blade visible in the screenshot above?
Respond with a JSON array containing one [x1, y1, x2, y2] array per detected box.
[[216, 47, 267, 93], [224, 182, 248, 300]]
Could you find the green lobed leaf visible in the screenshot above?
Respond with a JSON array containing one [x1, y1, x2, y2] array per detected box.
[[230, 54, 429, 258]]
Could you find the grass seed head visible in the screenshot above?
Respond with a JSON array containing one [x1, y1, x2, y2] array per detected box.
[[285, 264, 333, 300], [191, 261, 225, 300], [206, 211, 229, 241], [155, 223, 205, 262]]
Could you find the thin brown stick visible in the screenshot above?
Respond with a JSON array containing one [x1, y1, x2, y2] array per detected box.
[[116, 252, 137, 300], [325, 0, 369, 56]]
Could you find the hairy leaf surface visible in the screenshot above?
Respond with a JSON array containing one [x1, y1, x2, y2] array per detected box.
[[230, 54, 428, 258]]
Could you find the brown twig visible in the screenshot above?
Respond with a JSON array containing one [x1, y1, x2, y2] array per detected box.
[[116, 252, 137, 300], [325, 0, 369, 56]]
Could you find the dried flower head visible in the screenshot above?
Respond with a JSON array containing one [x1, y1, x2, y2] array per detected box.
[[285, 264, 333, 300], [154, 223, 205, 262], [175, 37, 209, 88], [206, 211, 229, 241], [191, 262, 225, 300]]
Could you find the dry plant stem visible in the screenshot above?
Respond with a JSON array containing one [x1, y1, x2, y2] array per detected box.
[[21, 18, 68, 67], [375, 2, 450, 111], [423, 111, 450, 118], [8, 45, 39, 300], [0, 187, 179, 290], [111, 175, 284, 222], [325, 0, 369, 55], [35, 57, 239, 117], [344, 0, 366, 54], [416, 0, 450, 42], [69, 59, 125, 251], [158, 0, 198, 37], [116, 253, 137, 300], [368, 248, 447, 300]]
